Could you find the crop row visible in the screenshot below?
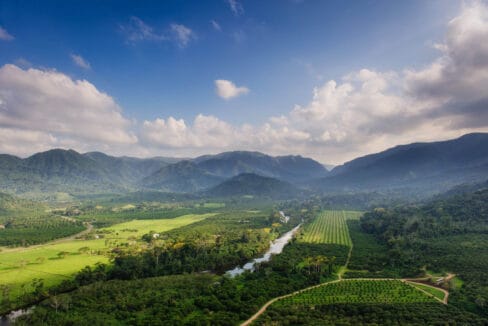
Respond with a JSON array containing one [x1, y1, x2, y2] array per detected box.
[[276, 280, 437, 306], [300, 210, 360, 245]]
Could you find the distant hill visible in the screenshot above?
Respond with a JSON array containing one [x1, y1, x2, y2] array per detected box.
[[204, 173, 302, 199], [193, 151, 328, 182], [315, 133, 488, 193], [84, 152, 171, 185], [0, 149, 181, 196], [141, 151, 328, 192], [140, 161, 224, 193]]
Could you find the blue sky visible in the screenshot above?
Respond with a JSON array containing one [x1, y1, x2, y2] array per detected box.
[[0, 0, 487, 163]]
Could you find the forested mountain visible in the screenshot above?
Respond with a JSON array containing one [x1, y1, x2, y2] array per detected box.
[[140, 161, 224, 193], [204, 173, 302, 198], [140, 151, 328, 192], [1, 134, 487, 197], [193, 151, 328, 182], [315, 133, 488, 193], [84, 152, 172, 185], [0, 149, 179, 195]]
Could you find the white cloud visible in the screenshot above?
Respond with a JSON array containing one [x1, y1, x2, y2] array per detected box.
[[211, 20, 222, 31], [2, 2, 488, 164], [0, 64, 137, 157], [120, 17, 195, 48], [120, 17, 166, 43], [227, 0, 244, 16], [215, 79, 249, 100], [70, 53, 91, 70], [0, 27, 14, 41], [170, 24, 195, 48]]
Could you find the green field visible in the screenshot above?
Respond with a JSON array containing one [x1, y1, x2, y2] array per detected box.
[[0, 213, 214, 302], [299, 210, 361, 245], [276, 280, 438, 306], [408, 282, 446, 301], [103, 213, 215, 238]]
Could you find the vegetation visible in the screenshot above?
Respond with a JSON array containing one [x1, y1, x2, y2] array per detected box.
[[344, 219, 400, 278], [276, 280, 437, 306], [257, 303, 486, 325], [298, 210, 361, 245], [408, 282, 446, 301], [0, 212, 213, 313], [0, 216, 85, 247], [360, 189, 488, 316]]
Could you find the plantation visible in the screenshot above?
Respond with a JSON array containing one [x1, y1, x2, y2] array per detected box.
[[299, 210, 361, 245], [276, 280, 437, 306]]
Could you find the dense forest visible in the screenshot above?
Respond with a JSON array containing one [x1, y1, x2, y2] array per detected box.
[[360, 189, 488, 316]]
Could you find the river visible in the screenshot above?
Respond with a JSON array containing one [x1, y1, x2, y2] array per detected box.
[[226, 224, 301, 277]]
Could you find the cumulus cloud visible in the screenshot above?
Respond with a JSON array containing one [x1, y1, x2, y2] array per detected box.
[[0, 27, 14, 41], [227, 0, 244, 16], [170, 24, 195, 48], [215, 79, 249, 100], [0, 64, 137, 157], [140, 2, 488, 163], [70, 53, 91, 69], [2, 2, 488, 164]]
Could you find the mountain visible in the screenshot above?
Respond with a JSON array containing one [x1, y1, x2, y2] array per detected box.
[[84, 152, 171, 185], [140, 161, 224, 193], [316, 133, 488, 193], [0, 149, 182, 197], [141, 151, 328, 192], [193, 151, 328, 182], [204, 173, 301, 199]]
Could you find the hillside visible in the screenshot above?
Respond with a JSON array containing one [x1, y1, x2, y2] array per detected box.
[[141, 161, 224, 193], [194, 151, 328, 182], [142, 151, 328, 192], [316, 133, 488, 193], [204, 173, 301, 198], [0, 149, 179, 196]]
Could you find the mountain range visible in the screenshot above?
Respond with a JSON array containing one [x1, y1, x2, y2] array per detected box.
[[0, 133, 487, 199], [316, 133, 488, 193]]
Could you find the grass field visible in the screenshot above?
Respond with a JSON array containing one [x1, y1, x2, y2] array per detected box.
[[408, 282, 446, 301], [103, 213, 215, 238], [276, 280, 438, 306], [0, 213, 214, 302], [299, 210, 362, 245]]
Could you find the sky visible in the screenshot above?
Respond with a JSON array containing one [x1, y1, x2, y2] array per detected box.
[[0, 0, 487, 164]]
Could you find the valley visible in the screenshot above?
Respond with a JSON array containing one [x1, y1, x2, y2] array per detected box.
[[0, 133, 487, 325]]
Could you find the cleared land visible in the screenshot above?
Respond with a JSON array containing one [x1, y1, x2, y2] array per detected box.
[[407, 281, 447, 302], [299, 210, 361, 245], [0, 213, 214, 301]]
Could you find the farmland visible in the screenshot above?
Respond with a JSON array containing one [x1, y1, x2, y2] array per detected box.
[[276, 280, 437, 306], [299, 210, 361, 245], [0, 213, 214, 307]]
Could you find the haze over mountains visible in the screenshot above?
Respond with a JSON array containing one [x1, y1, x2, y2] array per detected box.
[[0, 133, 487, 198]]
